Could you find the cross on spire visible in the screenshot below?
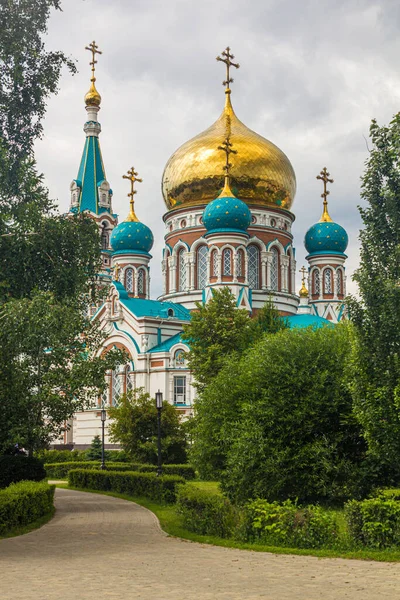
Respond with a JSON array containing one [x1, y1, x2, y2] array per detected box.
[[299, 266, 309, 297], [299, 266, 307, 284], [218, 136, 237, 178], [85, 40, 102, 83], [316, 167, 334, 222], [216, 47, 240, 91], [122, 167, 143, 222]]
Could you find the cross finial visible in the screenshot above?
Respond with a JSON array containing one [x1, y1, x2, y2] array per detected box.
[[299, 266, 307, 285], [218, 136, 237, 178], [316, 167, 334, 222], [85, 40, 102, 83], [216, 47, 240, 91], [299, 266, 309, 298], [122, 167, 143, 222]]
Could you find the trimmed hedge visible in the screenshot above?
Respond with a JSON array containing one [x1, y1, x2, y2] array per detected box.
[[36, 449, 130, 463], [176, 483, 239, 538], [45, 461, 195, 480], [68, 468, 185, 503], [0, 481, 55, 535], [0, 455, 46, 489], [345, 497, 400, 548]]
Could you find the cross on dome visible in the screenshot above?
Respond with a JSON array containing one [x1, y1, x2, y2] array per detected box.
[[216, 47, 240, 91], [316, 167, 334, 223], [85, 40, 102, 83], [299, 266, 309, 298], [84, 40, 102, 107], [123, 167, 143, 222], [217, 136, 237, 198]]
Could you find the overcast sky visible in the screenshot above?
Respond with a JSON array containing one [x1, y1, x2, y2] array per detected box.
[[35, 0, 400, 298]]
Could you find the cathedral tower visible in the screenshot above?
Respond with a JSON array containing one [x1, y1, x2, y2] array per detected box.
[[304, 168, 348, 322]]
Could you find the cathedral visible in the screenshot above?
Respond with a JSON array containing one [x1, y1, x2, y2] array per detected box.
[[65, 43, 349, 447]]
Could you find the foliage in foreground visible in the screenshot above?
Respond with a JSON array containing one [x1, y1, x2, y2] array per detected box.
[[348, 113, 400, 484], [191, 324, 368, 504], [45, 461, 195, 480], [0, 455, 46, 489], [69, 468, 185, 504], [108, 389, 188, 464], [0, 481, 55, 535]]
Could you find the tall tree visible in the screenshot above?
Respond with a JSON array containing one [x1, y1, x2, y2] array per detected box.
[[348, 114, 400, 481]]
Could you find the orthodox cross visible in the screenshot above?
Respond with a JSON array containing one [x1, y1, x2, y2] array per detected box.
[[85, 40, 102, 82], [216, 47, 240, 90], [218, 136, 237, 177], [316, 167, 333, 205], [299, 266, 307, 286], [123, 167, 142, 220]]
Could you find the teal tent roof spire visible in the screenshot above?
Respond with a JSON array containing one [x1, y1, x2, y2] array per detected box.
[[69, 41, 113, 216]]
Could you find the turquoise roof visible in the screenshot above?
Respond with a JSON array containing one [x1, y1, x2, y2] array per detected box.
[[203, 195, 251, 236], [74, 135, 109, 215], [304, 221, 348, 256], [114, 282, 190, 320], [285, 314, 335, 329], [110, 220, 154, 254], [149, 332, 187, 353]]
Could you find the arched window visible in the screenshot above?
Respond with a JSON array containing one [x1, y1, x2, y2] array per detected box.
[[111, 369, 121, 406], [197, 246, 208, 289], [101, 380, 109, 408], [313, 270, 320, 295], [178, 249, 187, 291], [336, 270, 343, 296], [137, 269, 145, 295], [248, 245, 260, 289], [175, 350, 185, 366], [212, 249, 219, 277], [125, 268, 134, 293], [236, 249, 244, 278], [324, 268, 333, 294], [223, 248, 232, 276], [270, 248, 279, 291], [101, 227, 109, 250], [126, 365, 134, 394]]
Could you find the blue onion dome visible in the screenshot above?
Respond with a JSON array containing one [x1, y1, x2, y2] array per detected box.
[[203, 177, 251, 235], [304, 201, 348, 255], [110, 214, 154, 254]]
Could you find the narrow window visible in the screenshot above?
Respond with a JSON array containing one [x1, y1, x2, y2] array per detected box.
[[324, 268, 333, 294], [101, 227, 109, 250], [126, 365, 134, 394], [270, 248, 279, 291], [174, 376, 186, 404], [313, 270, 320, 295], [137, 269, 145, 295], [197, 245, 208, 289], [125, 268, 134, 293], [336, 270, 343, 295], [248, 245, 260, 289], [236, 249, 244, 278], [212, 249, 219, 277], [178, 249, 187, 291], [111, 369, 121, 406], [223, 248, 232, 276]]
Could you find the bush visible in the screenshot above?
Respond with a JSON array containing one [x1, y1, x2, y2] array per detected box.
[[35, 449, 84, 463], [176, 483, 239, 538], [345, 497, 400, 548], [0, 455, 46, 488], [68, 468, 185, 503], [0, 481, 55, 534], [242, 499, 338, 549], [45, 461, 195, 480]]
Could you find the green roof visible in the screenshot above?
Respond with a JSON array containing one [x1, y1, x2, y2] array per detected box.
[[114, 282, 191, 320], [76, 135, 108, 214], [285, 314, 334, 329], [149, 332, 186, 353]]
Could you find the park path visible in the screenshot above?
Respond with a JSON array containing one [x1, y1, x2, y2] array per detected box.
[[0, 488, 399, 600]]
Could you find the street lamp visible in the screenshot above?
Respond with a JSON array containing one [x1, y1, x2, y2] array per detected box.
[[155, 390, 163, 477], [100, 408, 107, 470]]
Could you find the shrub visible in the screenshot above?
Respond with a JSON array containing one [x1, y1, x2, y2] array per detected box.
[[0, 455, 46, 488], [45, 461, 195, 480], [242, 499, 338, 549], [68, 468, 185, 503], [345, 497, 400, 548], [35, 449, 84, 463], [0, 481, 55, 534], [176, 484, 239, 538]]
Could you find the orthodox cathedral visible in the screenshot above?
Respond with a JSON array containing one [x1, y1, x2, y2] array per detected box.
[[65, 43, 349, 447]]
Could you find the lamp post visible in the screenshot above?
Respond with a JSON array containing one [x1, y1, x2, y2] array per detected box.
[[100, 408, 107, 470], [155, 390, 163, 477]]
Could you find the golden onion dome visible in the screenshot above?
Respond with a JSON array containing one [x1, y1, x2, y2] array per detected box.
[[84, 81, 101, 107], [162, 89, 296, 211]]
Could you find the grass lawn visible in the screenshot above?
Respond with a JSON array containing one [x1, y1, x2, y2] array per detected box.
[[61, 482, 400, 562]]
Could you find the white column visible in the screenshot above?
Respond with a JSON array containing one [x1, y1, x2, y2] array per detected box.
[[216, 250, 222, 283], [290, 258, 296, 295], [188, 252, 195, 291], [281, 256, 289, 293], [261, 251, 268, 290], [146, 268, 150, 299], [244, 249, 249, 285], [168, 256, 177, 293], [161, 259, 166, 295], [233, 251, 238, 283]]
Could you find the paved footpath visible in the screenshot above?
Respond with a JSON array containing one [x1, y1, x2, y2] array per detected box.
[[1, 488, 400, 600]]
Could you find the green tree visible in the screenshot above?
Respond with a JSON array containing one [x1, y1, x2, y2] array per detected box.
[[0, 292, 123, 454], [108, 389, 188, 465], [85, 435, 103, 461], [182, 288, 253, 391], [192, 325, 367, 504], [348, 114, 400, 483]]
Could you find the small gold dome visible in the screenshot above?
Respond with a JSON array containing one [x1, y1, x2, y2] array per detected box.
[[84, 81, 101, 107], [299, 281, 309, 298], [162, 90, 296, 211]]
